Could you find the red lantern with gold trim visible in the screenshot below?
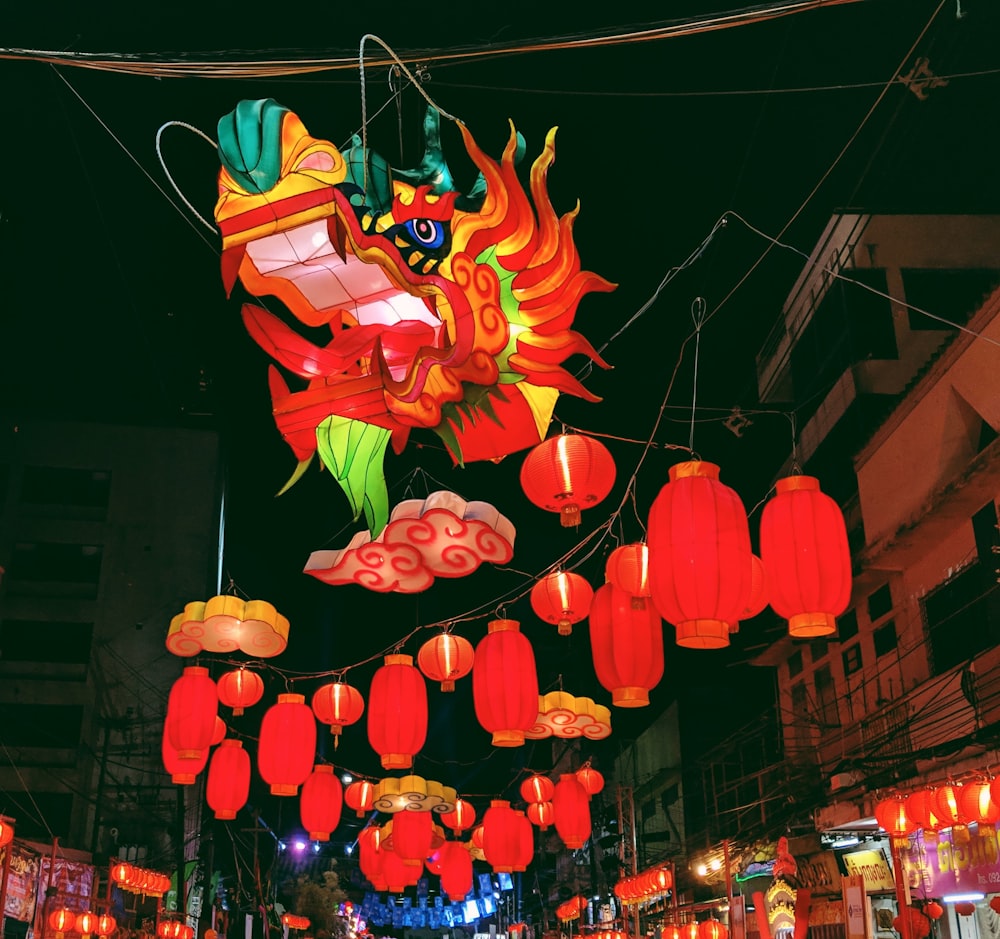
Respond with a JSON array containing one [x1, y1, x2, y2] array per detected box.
[[527, 801, 554, 830], [49, 909, 75, 938], [520, 433, 616, 528], [959, 781, 1000, 824], [367, 654, 427, 770], [473, 619, 539, 747], [216, 668, 264, 716], [390, 809, 434, 864], [300, 765, 343, 841], [358, 825, 383, 882], [345, 780, 375, 818], [906, 789, 943, 832], [0, 818, 13, 849], [699, 922, 727, 939], [874, 796, 913, 837], [552, 773, 591, 849], [311, 682, 365, 743], [439, 841, 473, 902], [589, 583, 664, 707], [440, 798, 476, 834], [166, 666, 218, 759], [520, 774, 554, 804], [760, 475, 851, 638], [924, 903, 943, 921], [257, 693, 317, 796], [577, 767, 605, 797], [417, 632, 475, 692], [97, 914, 117, 939], [162, 725, 208, 784], [606, 542, 651, 603], [76, 912, 98, 939], [481, 801, 532, 873], [206, 739, 250, 820], [647, 460, 753, 649], [530, 571, 594, 636]]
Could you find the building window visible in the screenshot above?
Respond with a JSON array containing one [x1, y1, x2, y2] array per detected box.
[[642, 799, 657, 822], [810, 639, 828, 663], [868, 584, 893, 621], [842, 643, 863, 676], [0, 703, 84, 748], [0, 620, 93, 664], [5, 542, 103, 598], [815, 665, 838, 727], [838, 609, 859, 641], [873, 620, 898, 657], [788, 649, 803, 677]]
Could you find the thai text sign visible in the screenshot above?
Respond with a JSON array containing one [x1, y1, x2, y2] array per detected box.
[[842, 849, 895, 891], [902, 827, 1000, 895], [2, 842, 42, 922]]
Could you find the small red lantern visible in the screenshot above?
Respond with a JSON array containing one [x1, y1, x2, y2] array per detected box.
[[933, 784, 968, 827], [589, 582, 664, 707], [760, 475, 851, 638], [924, 902, 943, 921], [527, 801, 554, 830], [97, 914, 117, 939], [662, 926, 682, 939], [874, 795, 913, 837], [552, 773, 591, 849], [156, 922, 173, 939], [520, 774, 554, 804], [605, 542, 651, 602], [206, 739, 250, 820], [473, 618, 539, 747], [958, 781, 1000, 824], [210, 716, 226, 746], [954, 901, 976, 917], [471, 825, 485, 849], [216, 668, 264, 716], [257, 693, 317, 796], [893, 909, 929, 939], [165, 666, 218, 759], [300, 765, 343, 841], [439, 841, 473, 902], [440, 798, 476, 834], [906, 789, 943, 832], [418, 631, 475, 691], [0, 818, 14, 848], [576, 767, 605, 797], [741, 554, 769, 622], [162, 725, 208, 784], [367, 654, 427, 770], [76, 911, 98, 938], [520, 433, 616, 528], [647, 460, 753, 649], [345, 780, 376, 817], [110, 861, 133, 885], [699, 921, 728, 939], [49, 909, 76, 938], [311, 681, 365, 743], [530, 571, 594, 636], [684, 924, 701, 939], [990, 897, 1000, 915]]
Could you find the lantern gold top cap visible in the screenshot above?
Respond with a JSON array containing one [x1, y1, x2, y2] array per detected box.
[[219, 739, 243, 749], [490, 799, 511, 807], [384, 653, 414, 666], [182, 665, 211, 676], [775, 474, 820, 493], [313, 764, 334, 774], [487, 618, 521, 633], [276, 692, 306, 704], [669, 460, 720, 481]]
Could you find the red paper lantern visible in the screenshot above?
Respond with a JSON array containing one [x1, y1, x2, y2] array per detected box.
[[875, 796, 913, 837], [417, 632, 475, 691], [552, 773, 591, 849], [166, 666, 218, 759], [216, 668, 264, 716], [97, 914, 117, 938], [257, 693, 317, 796], [156, 922, 173, 939], [647, 461, 753, 649], [471, 825, 485, 849], [49, 909, 76, 938], [381, 848, 422, 892], [520, 433, 616, 527], [0, 818, 13, 848], [206, 739, 250, 820], [210, 716, 226, 747], [589, 582, 664, 707], [311, 682, 365, 741], [954, 901, 976, 917], [906, 789, 943, 832], [606, 542, 651, 600], [358, 825, 383, 882], [530, 571, 594, 636], [684, 924, 701, 939], [390, 809, 434, 863], [933, 784, 968, 827], [924, 902, 943, 921], [367, 654, 427, 770], [481, 801, 532, 873], [959, 782, 1000, 824], [577, 767, 605, 797], [438, 841, 473, 902], [440, 798, 476, 834], [345, 780, 376, 818], [699, 921, 728, 939], [893, 909, 929, 939], [162, 725, 208, 784], [110, 862, 133, 885], [742, 554, 769, 620], [662, 926, 682, 939], [760, 475, 851, 638], [76, 912, 98, 937], [473, 618, 539, 747], [300, 765, 343, 841], [520, 774, 554, 804], [990, 897, 1000, 914], [527, 801, 554, 830]]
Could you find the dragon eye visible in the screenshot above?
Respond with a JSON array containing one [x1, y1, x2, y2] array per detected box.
[[404, 218, 445, 249]]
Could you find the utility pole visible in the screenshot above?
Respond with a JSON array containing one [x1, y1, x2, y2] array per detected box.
[[616, 787, 638, 938]]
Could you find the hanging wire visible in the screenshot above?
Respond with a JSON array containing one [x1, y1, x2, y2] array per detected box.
[[688, 297, 708, 453]]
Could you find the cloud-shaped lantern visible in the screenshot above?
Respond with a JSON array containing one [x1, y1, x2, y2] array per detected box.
[[166, 596, 289, 657], [303, 491, 515, 593], [524, 691, 612, 740], [372, 774, 458, 814]]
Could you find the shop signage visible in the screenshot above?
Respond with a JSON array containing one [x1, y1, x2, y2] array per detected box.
[[901, 827, 1000, 895], [797, 852, 841, 895], [842, 875, 869, 939], [842, 849, 895, 892], [1, 842, 42, 922]]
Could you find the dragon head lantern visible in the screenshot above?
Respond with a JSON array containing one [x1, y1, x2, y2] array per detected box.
[[214, 99, 613, 535]]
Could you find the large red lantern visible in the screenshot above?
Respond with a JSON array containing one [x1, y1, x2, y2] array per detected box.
[[417, 632, 475, 691], [438, 841, 473, 902], [345, 780, 376, 817], [257, 693, 317, 796], [759, 475, 851, 638], [552, 773, 591, 849], [520, 433, 616, 527], [605, 542, 651, 602], [959, 781, 1000, 824], [874, 796, 913, 837], [589, 582, 664, 707], [530, 571, 594, 636], [440, 798, 476, 834], [166, 666, 218, 759], [577, 767, 605, 797], [216, 668, 264, 716], [367, 654, 427, 770], [520, 774, 554, 804], [381, 848, 422, 892], [358, 825, 383, 882], [300, 765, 343, 841], [206, 739, 250, 820], [97, 915, 117, 939], [647, 460, 753, 649], [162, 725, 208, 784], [311, 682, 365, 742], [481, 801, 532, 873], [390, 809, 434, 864], [473, 618, 539, 746]]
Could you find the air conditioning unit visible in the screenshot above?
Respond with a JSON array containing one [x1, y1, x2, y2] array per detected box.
[[829, 771, 862, 792]]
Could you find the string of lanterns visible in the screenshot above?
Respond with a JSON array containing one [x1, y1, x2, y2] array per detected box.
[[48, 911, 118, 939], [110, 862, 171, 897], [874, 772, 1000, 837], [613, 866, 674, 905]]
